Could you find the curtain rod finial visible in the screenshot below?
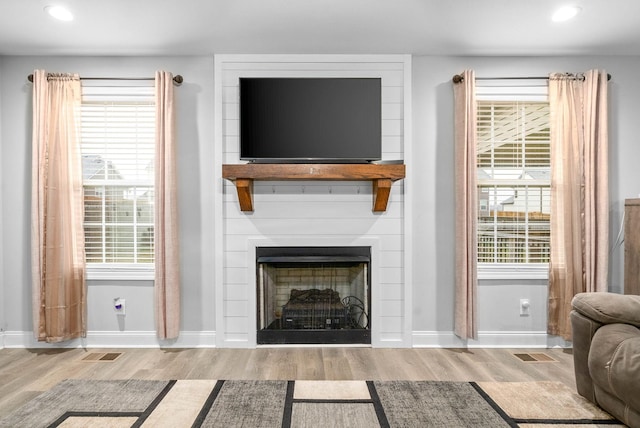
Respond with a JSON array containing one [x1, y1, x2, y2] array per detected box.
[[28, 74, 34, 83], [452, 74, 464, 84], [173, 75, 183, 85]]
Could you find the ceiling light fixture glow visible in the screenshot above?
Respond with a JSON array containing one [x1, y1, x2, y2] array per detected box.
[[552, 5, 581, 22], [44, 5, 74, 21]]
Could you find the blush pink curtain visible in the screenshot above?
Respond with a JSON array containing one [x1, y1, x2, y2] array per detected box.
[[547, 70, 609, 340], [155, 71, 181, 339], [31, 70, 86, 342], [453, 70, 478, 340]]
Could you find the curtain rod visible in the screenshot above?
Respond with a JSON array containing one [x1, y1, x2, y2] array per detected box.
[[452, 73, 611, 83], [27, 74, 183, 85]]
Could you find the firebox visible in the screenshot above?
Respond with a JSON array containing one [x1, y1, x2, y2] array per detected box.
[[256, 246, 371, 345]]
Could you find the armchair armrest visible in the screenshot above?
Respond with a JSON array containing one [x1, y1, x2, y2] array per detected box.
[[571, 292, 640, 327]]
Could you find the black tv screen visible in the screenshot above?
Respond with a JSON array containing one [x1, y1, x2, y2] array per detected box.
[[239, 77, 381, 163]]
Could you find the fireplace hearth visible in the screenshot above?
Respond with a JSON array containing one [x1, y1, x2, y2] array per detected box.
[[256, 246, 371, 345]]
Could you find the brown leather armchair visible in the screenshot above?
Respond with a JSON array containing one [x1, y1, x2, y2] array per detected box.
[[571, 292, 640, 427]]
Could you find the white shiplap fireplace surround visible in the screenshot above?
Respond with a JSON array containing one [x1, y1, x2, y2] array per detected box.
[[213, 55, 412, 348]]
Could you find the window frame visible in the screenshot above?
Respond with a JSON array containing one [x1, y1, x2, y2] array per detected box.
[[475, 80, 550, 279], [80, 84, 156, 281]]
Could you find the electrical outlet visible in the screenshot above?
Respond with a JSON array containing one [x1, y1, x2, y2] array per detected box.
[[520, 298, 530, 316], [114, 298, 126, 315]]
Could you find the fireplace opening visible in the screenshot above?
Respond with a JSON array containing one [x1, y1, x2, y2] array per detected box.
[[256, 246, 371, 345]]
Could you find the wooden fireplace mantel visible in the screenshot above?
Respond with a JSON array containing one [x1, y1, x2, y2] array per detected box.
[[222, 163, 406, 212]]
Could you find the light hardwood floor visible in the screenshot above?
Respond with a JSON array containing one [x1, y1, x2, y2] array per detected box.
[[0, 347, 575, 417]]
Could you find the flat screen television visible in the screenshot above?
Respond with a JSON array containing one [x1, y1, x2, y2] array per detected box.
[[239, 77, 381, 163]]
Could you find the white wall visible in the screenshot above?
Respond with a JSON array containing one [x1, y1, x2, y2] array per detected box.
[[411, 55, 639, 346], [1, 53, 638, 348], [214, 55, 412, 347], [0, 56, 216, 347], [0, 56, 4, 347]]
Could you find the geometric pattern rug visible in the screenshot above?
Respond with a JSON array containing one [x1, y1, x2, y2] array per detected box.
[[0, 379, 624, 428]]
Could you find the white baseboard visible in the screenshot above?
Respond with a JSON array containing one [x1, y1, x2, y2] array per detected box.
[[412, 331, 572, 348], [2, 330, 216, 349], [1, 330, 570, 349]]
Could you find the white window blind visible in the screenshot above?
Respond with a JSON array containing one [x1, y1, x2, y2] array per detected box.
[[81, 86, 155, 266], [476, 81, 550, 265]]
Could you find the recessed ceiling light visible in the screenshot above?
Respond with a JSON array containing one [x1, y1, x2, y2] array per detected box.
[[44, 5, 74, 22], [552, 5, 581, 22]]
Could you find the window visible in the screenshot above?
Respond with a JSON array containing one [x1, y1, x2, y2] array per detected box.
[[476, 88, 550, 265], [81, 86, 155, 271]]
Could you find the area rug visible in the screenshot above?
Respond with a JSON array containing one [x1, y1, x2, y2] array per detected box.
[[0, 379, 623, 428]]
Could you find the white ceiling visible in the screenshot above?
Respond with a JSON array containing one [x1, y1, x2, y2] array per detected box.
[[1, 0, 639, 56]]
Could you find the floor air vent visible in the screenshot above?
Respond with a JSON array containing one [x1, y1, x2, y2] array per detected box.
[[82, 352, 123, 362], [513, 352, 556, 362]]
